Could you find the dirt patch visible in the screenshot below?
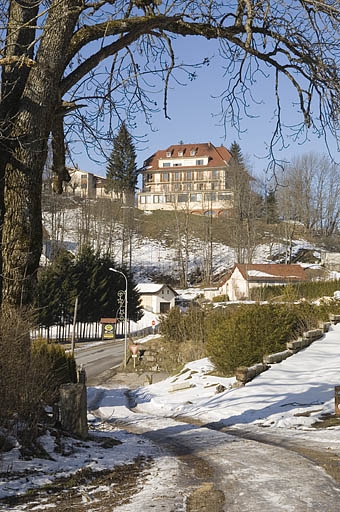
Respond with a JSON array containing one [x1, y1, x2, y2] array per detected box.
[[0, 456, 153, 511], [186, 482, 225, 512], [312, 413, 340, 429]]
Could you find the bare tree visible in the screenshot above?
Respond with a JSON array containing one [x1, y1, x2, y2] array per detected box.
[[277, 153, 340, 237], [227, 143, 260, 263], [1, 0, 340, 308]]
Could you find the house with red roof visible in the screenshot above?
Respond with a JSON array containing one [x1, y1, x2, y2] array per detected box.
[[137, 142, 233, 215], [218, 263, 307, 301]]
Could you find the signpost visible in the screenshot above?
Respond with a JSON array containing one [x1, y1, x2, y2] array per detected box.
[[129, 344, 139, 368], [100, 318, 117, 340]]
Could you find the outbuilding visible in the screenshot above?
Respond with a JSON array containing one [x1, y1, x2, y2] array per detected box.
[[136, 283, 178, 314]]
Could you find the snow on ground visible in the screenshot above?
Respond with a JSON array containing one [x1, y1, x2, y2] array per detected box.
[[132, 323, 340, 438], [2, 317, 340, 506], [125, 321, 340, 458]]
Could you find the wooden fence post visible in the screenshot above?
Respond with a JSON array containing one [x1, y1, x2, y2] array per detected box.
[[59, 383, 88, 439]]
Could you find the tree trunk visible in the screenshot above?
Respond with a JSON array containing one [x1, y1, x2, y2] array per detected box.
[[0, 0, 82, 309]]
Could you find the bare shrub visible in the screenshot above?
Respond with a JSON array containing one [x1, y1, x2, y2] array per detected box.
[[0, 308, 76, 450]]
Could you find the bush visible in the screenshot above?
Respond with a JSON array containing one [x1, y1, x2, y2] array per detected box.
[[159, 306, 206, 344], [159, 299, 340, 377], [0, 308, 77, 448], [31, 339, 77, 404], [249, 279, 340, 302], [205, 302, 330, 375]]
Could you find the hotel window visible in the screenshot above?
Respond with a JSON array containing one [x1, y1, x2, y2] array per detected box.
[[205, 192, 216, 201], [218, 193, 232, 201], [162, 173, 169, 181], [178, 194, 189, 202], [166, 151, 172, 157], [163, 162, 171, 167], [178, 151, 183, 156], [196, 159, 204, 166], [212, 170, 218, 179], [174, 172, 180, 181], [190, 193, 202, 202], [153, 195, 165, 203], [190, 148, 197, 156], [186, 171, 193, 180]]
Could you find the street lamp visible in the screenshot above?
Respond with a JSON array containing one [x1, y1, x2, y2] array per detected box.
[[109, 268, 128, 368]]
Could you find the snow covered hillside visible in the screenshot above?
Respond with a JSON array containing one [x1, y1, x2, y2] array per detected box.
[[42, 206, 321, 283]]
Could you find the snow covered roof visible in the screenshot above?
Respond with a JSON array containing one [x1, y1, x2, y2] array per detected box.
[[247, 270, 280, 278], [136, 283, 177, 295], [241, 264, 306, 282]]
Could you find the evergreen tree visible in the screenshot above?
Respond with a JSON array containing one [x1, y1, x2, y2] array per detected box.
[[37, 249, 76, 330], [106, 123, 138, 199], [37, 246, 143, 338], [229, 141, 245, 169], [264, 188, 279, 224]]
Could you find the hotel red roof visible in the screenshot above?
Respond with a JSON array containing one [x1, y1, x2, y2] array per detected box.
[[143, 142, 232, 170]]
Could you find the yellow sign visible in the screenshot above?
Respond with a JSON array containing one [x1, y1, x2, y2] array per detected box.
[[103, 323, 115, 339]]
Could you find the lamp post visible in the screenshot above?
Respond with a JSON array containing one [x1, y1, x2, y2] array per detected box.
[[109, 268, 128, 367]]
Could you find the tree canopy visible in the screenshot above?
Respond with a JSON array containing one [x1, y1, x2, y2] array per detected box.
[[1, 0, 340, 308]]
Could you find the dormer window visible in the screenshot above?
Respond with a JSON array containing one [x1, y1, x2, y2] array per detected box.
[[190, 148, 197, 156], [166, 151, 172, 157], [178, 151, 183, 157]]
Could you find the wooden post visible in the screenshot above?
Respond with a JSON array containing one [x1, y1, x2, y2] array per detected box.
[[335, 386, 340, 415], [71, 296, 78, 356], [59, 383, 88, 439]]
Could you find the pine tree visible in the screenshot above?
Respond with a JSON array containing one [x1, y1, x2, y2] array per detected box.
[[229, 141, 245, 168], [228, 141, 250, 222], [106, 123, 138, 199], [37, 249, 76, 332], [265, 188, 279, 224]]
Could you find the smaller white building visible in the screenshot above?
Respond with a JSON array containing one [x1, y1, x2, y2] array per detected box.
[[64, 168, 122, 200], [137, 283, 177, 314]]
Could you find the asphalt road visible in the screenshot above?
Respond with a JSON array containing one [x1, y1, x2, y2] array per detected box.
[[74, 339, 125, 385]]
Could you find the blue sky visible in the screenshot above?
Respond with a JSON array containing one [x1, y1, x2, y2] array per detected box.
[[73, 37, 339, 182]]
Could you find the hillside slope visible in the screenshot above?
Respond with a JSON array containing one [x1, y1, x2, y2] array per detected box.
[[42, 200, 323, 284]]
